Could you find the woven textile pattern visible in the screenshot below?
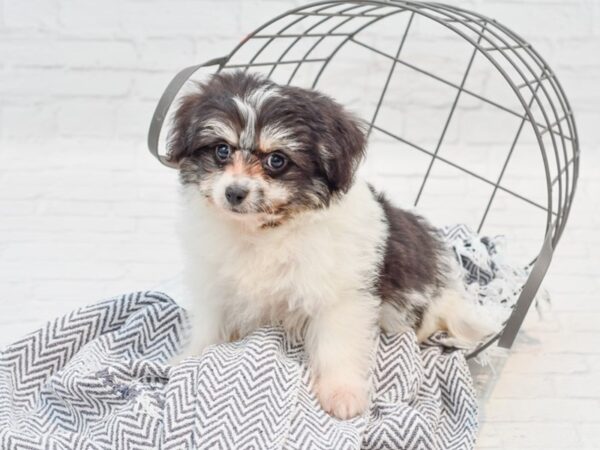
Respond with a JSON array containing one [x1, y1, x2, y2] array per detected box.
[[0, 290, 478, 450], [1, 224, 518, 449]]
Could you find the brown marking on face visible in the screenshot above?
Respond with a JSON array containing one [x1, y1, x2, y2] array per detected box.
[[258, 199, 306, 228], [263, 194, 291, 214], [255, 137, 278, 154], [224, 152, 266, 179], [199, 119, 240, 147], [258, 125, 300, 155], [245, 160, 264, 177], [254, 146, 270, 154], [225, 152, 246, 176]]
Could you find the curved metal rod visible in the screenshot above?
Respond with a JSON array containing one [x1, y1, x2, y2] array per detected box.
[[241, 2, 358, 73], [309, 3, 406, 89], [224, 1, 365, 72], [442, 1, 579, 244], [418, 3, 563, 242], [301, 1, 556, 239], [147, 56, 228, 167], [498, 226, 554, 349], [265, 4, 376, 79], [429, 3, 571, 247], [427, 2, 574, 250], [286, 5, 386, 85], [466, 331, 501, 359], [427, 1, 573, 241], [450, 3, 580, 241]]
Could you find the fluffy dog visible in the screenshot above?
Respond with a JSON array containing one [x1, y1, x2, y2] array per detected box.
[[168, 71, 492, 419]]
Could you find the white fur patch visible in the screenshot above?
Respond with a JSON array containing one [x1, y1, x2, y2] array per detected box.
[[418, 287, 496, 346], [259, 122, 302, 152], [232, 97, 256, 149], [199, 119, 238, 145], [234, 85, 280, 150], [379, 288, 433, 334], [247, 85, 279, 110]]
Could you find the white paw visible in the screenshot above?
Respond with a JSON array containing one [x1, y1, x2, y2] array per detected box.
[[168, 346, 204, 366], [315, 378, 369, 420], [168, 352, 190, 366]]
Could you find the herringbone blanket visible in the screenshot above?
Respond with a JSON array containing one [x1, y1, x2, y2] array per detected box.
[[2, 224, 527, 450], [0, 291, 478, 450]]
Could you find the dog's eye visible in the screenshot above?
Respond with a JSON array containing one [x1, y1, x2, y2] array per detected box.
[[264, 152, 287, 172], [214, 143, 232, 162]]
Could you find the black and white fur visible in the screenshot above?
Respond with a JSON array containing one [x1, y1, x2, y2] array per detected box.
[[168, 71, 493, 419]]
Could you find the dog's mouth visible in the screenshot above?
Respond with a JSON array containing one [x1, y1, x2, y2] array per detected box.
[[228, 206, 249, 215], [218, 201, 290, 228], [224, 198, 289, 216], [220, 202, 267, 217]]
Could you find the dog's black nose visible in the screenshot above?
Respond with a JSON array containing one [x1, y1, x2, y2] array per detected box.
[[225, 184, 249, 206]]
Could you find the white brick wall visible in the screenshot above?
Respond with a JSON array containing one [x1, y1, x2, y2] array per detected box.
[[0, 0, 598, 145], [1, 1, 599, 447]]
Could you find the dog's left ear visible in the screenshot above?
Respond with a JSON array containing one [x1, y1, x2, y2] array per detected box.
[[320, 108, 367, 194]]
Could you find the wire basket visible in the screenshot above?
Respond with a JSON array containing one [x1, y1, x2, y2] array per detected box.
[[148, 0, 580, 358]]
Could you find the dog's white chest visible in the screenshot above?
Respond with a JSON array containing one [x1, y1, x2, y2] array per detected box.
[[221, 225, 335, 317], [181, 180, 388, 329]]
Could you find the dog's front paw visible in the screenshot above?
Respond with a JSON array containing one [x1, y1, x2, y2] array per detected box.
[[168, 346, 205, 366], [168, 351, 192, 366], [315, 377, 369, 420]]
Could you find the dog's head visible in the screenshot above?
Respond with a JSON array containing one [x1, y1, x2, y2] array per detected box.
[[168, 71, 366, 227]]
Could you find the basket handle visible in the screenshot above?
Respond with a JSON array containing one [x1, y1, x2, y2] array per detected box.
[[147, 56, 228, 168], [498, 228, 554, 349]]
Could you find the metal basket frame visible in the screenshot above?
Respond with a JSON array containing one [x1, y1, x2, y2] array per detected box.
[[148, 0, 580, 358]]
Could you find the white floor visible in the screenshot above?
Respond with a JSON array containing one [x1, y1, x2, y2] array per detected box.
[[472, 151, 600, 449], [0, 139, 598, 448]]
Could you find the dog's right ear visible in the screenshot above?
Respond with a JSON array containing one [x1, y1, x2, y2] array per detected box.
[[167, 93, 202, 165]]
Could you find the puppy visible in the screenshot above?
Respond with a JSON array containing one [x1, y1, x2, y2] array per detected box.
[[168, 71, 492, 419]]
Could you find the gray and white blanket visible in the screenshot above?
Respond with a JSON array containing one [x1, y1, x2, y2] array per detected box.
[[0, 225, 527, 450]]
